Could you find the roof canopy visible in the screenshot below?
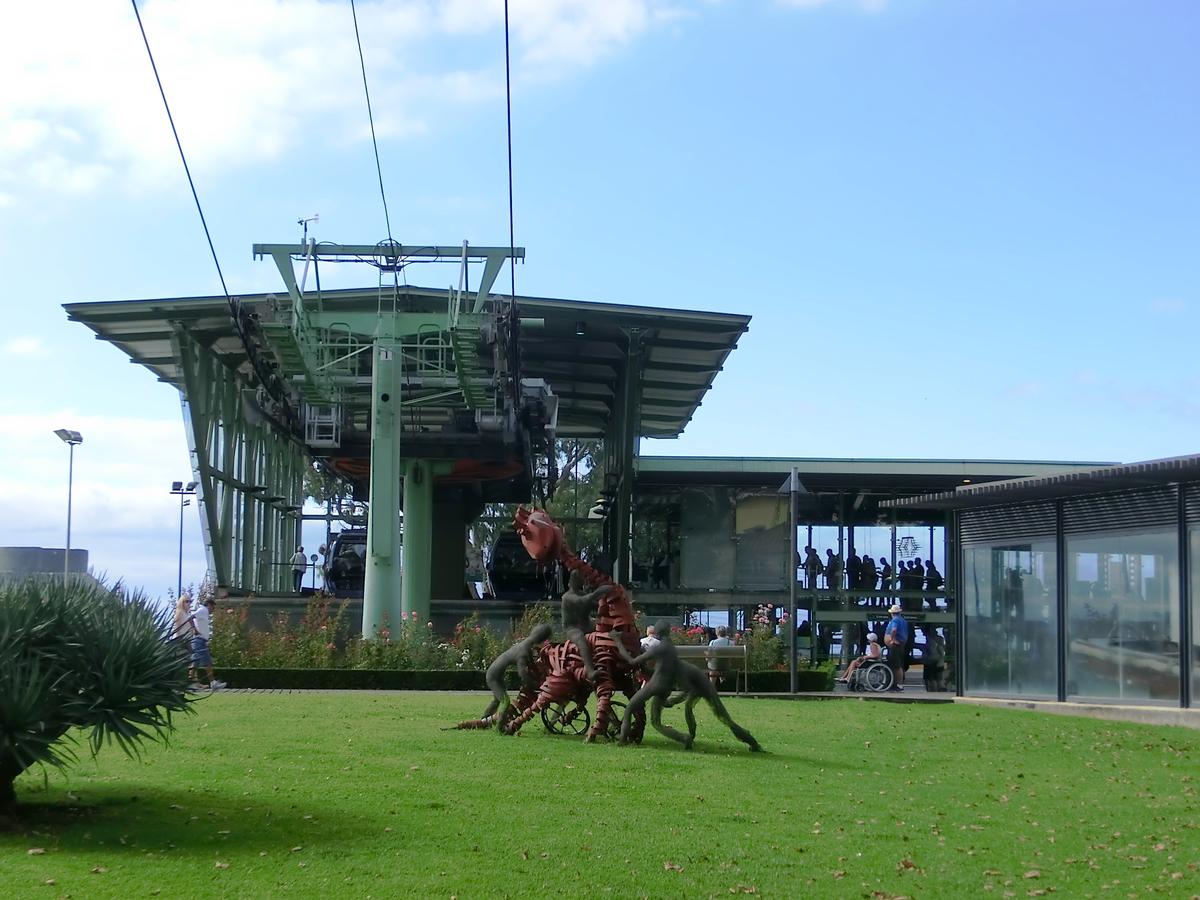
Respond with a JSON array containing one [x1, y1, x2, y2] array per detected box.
[[65, 286, 750, 439], [881, 454, 1200, 510]]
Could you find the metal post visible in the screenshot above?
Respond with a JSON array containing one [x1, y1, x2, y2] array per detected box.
[[788, 466, 798, 693], [363, 338, 403, 637], [401, 459, 437, 622], [65, 442, 75, 583], [177, 493, 186, 598]]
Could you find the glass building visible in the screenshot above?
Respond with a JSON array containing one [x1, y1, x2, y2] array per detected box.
[[889, 455, 1200, 708]]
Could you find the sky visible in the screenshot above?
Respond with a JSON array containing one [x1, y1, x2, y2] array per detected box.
[[0, 0, 1197, 601]]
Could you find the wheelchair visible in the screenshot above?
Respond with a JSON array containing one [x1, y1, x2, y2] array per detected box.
[[847, 659, 894, 693]]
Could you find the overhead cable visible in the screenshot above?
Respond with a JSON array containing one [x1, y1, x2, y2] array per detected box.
[[350, 0, 394, 245]]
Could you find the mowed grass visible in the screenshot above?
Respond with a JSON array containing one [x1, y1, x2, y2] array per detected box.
[[2, 693, 1198, 898]]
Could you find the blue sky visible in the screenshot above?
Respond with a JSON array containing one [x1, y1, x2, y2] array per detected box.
[[0, 0, 1196, 599]]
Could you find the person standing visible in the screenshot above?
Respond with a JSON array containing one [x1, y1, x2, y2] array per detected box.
[[825, 549, 843, 592], [803, 547, 824, 590], [924, 559, 944, 609], [290, 545, 307, 593], [189, 597, 226, 691], [884, 603, 910, 691]]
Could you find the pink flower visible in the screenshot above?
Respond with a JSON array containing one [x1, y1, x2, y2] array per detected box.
[[474, 626, 481, 633], [411, 611, 419, 620]]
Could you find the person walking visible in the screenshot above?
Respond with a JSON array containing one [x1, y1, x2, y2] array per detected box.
[[290, 546, 307, 593], [189, 597, 225, 691]]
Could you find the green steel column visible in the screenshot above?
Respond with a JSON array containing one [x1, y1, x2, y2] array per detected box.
[[401, 459, 435, 623], [613, 329, 644, 584], [363, 339, 403, 637]]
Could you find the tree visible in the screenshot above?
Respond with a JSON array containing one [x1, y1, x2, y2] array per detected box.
[[0, 579, 192, 816]]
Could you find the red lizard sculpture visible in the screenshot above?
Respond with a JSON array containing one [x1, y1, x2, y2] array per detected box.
[[513, 506, 645, 742]]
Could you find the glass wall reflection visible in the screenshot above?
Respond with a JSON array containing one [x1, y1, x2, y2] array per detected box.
[[1192, 528, 1200, 703], [963, 541, 1058, 697], [1065, 530, 1179, 704]]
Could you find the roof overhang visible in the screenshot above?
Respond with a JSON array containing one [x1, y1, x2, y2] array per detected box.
[[880, 454, 1200, 510], [64, 286, 750, 440]]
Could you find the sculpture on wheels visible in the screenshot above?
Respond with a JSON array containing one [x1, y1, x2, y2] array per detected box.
[[456, 507, 757, 752], [610, 617, 762, 753], [455, 623, 552, 730]]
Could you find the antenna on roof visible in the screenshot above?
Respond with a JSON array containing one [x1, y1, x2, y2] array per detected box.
[[298, 213, 319, 243]]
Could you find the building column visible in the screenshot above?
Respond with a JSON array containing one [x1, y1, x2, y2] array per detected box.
[[363, 339, 403, 637]]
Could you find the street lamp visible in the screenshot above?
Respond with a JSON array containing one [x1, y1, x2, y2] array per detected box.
[[54, 429, 83, 583], [170, 480, 198, 599]]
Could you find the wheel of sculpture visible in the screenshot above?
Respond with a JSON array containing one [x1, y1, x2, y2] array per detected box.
[[541, 701, 591, 735], [604, 700, 626, 740]]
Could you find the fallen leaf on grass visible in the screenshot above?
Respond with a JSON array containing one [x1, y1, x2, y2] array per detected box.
[[27, 848, 45, 855], [1027, 890, 1047, 897], [832, 870, 846, 880], [214, 861, 229, 869], [90, 865, 108, 874], [1023, 870, 1040, 879], [897, 858, 922, 874], [984, 870, 1002, 876], [663, 861, 684, 872], [728, 886, 758, 894], [44, 879, 56, 886], [291, 846, 303, 853]]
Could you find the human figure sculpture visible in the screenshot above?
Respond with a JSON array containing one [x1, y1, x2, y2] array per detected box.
[[609, 618, 761, 752], [455, 623, 552, 730], [561, 568, 611, 681]]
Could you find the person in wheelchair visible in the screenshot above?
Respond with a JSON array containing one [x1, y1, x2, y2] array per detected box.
[[836, 632, 882, 684]]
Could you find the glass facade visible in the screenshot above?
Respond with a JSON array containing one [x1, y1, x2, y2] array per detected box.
[[1192, 527, 1200, 703], [963, 540, 1058, 697], [1065, 529, 1179, 703]]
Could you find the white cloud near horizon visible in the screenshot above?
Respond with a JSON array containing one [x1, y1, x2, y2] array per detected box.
[[1, 337, 46, 356], [0, 0, 688, 204]]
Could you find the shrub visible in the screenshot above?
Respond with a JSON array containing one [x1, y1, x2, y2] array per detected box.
[[0, 578, 191, 813]]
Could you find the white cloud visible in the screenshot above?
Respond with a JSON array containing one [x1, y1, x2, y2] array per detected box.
[[1149, 298, 1187, 315], [2, 337, 46, 356], [779, 0, 888, 10], [0, 0, 683, 203]]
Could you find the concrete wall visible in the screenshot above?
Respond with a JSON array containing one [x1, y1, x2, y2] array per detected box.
[[0, 546, 89, 580]]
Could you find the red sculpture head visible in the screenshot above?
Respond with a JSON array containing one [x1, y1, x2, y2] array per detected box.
[[513, 506, 562, 564]]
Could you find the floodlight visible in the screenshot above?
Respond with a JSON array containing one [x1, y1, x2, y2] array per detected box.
[[171, 481, 183, 492], [54, 429, 83, 445]]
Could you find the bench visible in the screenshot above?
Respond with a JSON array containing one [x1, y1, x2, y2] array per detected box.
[[674, 644, 749, 694]]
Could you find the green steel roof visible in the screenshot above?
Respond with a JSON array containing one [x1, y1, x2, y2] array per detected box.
[[65, 286, 750, 440], [636, 456, 1114, 494]]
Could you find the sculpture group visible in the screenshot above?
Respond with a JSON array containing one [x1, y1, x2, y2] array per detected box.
[[455, 507, 761, 752]]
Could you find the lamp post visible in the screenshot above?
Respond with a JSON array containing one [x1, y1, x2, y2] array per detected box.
[[170, 480, 198, 598], [54, 429, 83, 583]]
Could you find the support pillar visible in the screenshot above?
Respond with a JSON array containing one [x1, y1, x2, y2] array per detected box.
[[401, 459, 436, 623], [363, 339, 403, 637]]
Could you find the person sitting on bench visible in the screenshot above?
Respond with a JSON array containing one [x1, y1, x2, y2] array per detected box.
[[706, 625, 735, 687], [837, 632, 882, 684]]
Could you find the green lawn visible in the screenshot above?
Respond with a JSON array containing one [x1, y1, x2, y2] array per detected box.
[[2, 693, 1197, 898]]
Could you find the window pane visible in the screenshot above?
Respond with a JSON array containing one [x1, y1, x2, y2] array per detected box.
[[1065, 529, 1179, 704], [963, 540, 1058, 697], [679, 487, 735, 589], [1190, 528, 1200, 703]]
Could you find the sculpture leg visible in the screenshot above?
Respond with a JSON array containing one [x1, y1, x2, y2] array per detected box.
[[649, 696, 693, 749], [706, 695, 762, 752], [619, 682, 654, 744], [684, 695, 700, 742], [567, 628, 597, 682], [585, 668, 614, 742]]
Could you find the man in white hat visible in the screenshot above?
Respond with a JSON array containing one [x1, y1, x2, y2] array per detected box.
[[883, 603, 910, 690]]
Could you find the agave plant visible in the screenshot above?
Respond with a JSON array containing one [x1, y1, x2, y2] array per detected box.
[[0, 578, 192, 813]]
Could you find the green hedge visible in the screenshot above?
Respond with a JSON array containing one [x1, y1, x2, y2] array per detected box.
[[215, 667, 834, 692]]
